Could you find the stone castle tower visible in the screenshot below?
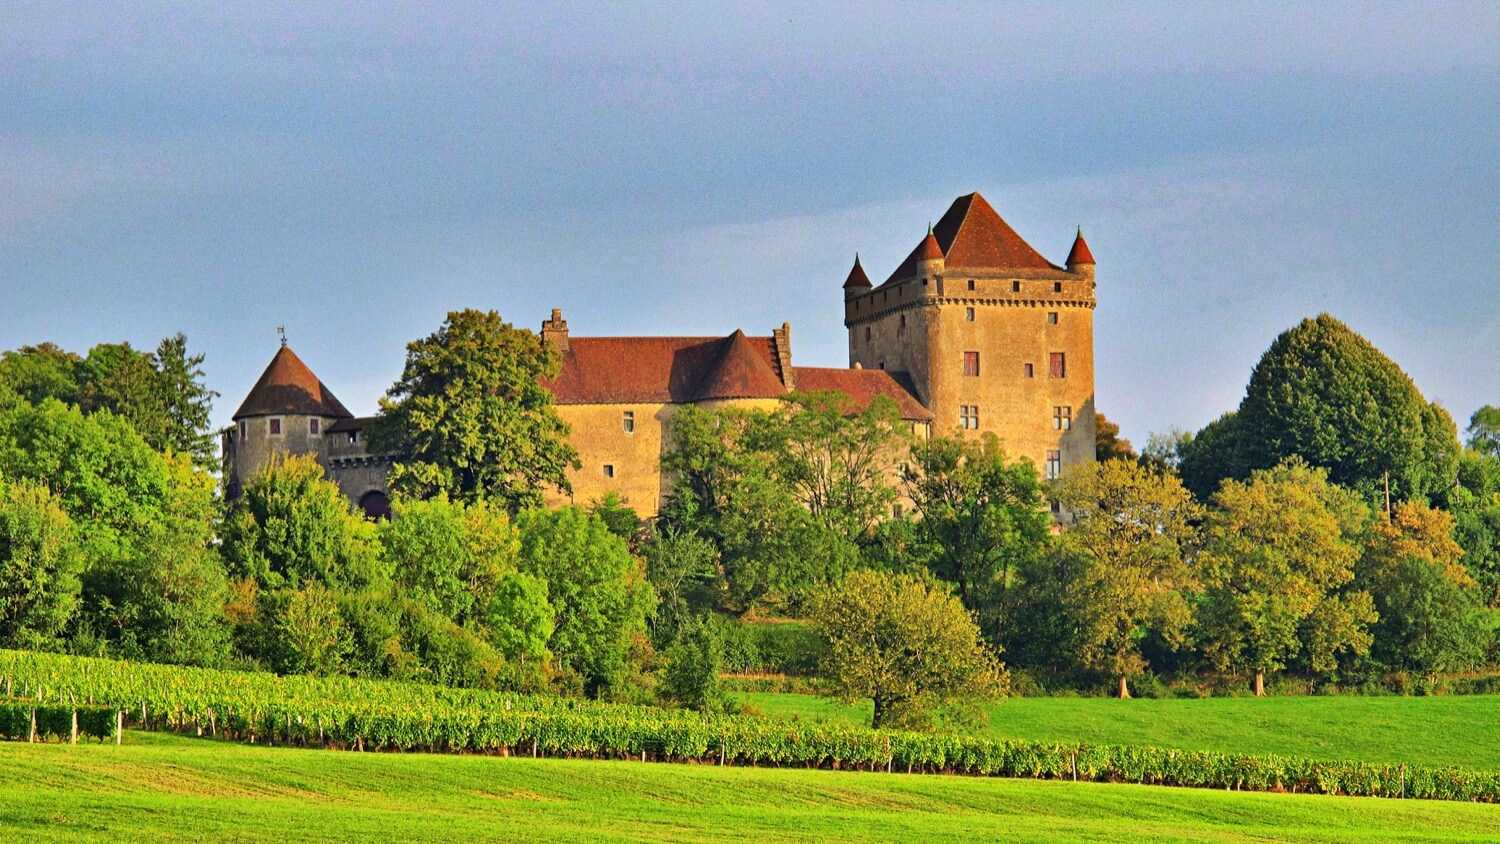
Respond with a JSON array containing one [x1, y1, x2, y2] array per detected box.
[[842, 192, 1096, 480]]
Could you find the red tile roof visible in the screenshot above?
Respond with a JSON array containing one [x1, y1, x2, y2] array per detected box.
[[842, 255, 872, 289], [232, 346, 353, 420], [1066, 227, 1095, 265], [543, 333, 787, 405], [883, 192, 1060, 283], [792, 367, 933, 421], [917, 228, 944, 261]]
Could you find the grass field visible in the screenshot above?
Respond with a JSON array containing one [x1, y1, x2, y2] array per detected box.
[[1, 732, 1499, 843], [744, 693, 1500, 770]]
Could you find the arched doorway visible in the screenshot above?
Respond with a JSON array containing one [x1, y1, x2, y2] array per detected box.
[[358, 490, 391, 520]]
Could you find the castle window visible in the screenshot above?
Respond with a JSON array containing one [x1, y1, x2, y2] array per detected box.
[[960, 405, 979, 430], [1050, 499, 1062, 515], [865, 326, 871, 343], [1047, 312, 1058, 325], [967, 280, 975, 291], [1054, 282, 1063, 293], [1024, 363, 1035, 378], [1046, 450, 1062, 480], [622, 411, 635, 434], [965, 307, 975, 321], [1012, 281, 1021, 292], [1049, 353, 1066, 379], [878, 361, 885, 370], [899, 314, 906, 329], [269, 418, 282, 436], [963, 351, 980, 377], [603, 464, 616, 479], [348, 431, 359, 445], [238, 420, 247, 439], [309, 418, 321, 436], [892, 503, 903, 518], [1053, 406, 1072, 431]]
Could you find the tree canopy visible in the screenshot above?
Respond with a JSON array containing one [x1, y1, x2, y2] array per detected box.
[[371, 309, 578, 511]]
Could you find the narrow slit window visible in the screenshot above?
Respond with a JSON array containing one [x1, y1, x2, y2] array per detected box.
[[965, 307, 975, 321], [967, 279, 976, 291], [309, 418, 320, 436], [1024, 363, 1035, 378], [1012, 281, 1021, 292]]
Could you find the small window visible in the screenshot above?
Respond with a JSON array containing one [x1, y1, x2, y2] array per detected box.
[[238, 420, 247, 439], [1050, 352, 1066, 379], [965, 307, 975, 322], [1047, 312, 1058, 325], [960, 405, 979, 430], [1012, 281, 1021, 292], [878, 361, 885, 370], [922, 278, 928, 287], [309, 418, 321, 436], [269, 418, 282, 436], [1046, 450, 1062, 480], [603, 464, 616, 479], [865, 326, 871, 343], [899, 314, 906, 329], [1054, 282, 1063, 293], [348, 431, 359, 445], [1053, 406, 1072, 431], [967, 279, 975, 291], [892, 503, 904, 519], [1024, 363, 1035, 378], [1050, 499, 1062, 515], [963, 351, 980, 377], [622, 411, 635, 434]]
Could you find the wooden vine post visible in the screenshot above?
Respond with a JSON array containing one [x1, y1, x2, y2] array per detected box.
[[115, 710, 123, 746], [70, 709, 78, 745]]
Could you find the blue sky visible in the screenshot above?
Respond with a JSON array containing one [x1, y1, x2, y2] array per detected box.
[[2, 2, 1496, 447]]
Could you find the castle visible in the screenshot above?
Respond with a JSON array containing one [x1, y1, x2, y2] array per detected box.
[[222, 192, 1097, 517]]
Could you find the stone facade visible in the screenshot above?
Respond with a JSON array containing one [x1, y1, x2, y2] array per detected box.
[[223, 192, 1097, 517]]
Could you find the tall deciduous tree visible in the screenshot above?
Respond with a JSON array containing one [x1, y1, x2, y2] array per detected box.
[[1054, 459, 1200, 698], [1221, 314, 1459, 503], [904, 434, 1051, 621], [0, 477, 83, 650], [810, 569, 1006, 730], [1469, 406, 1500, 459], [1197, 460, 1375, 695], [371, 309, 578, 511], [1094, 413, 1136, 461]]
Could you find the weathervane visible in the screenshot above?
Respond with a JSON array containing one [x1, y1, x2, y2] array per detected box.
[[277, 326, 287, 348]]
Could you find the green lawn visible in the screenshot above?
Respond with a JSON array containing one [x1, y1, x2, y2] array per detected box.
[[1, 732, 1498, 842], [744, 693, 1500, 769]]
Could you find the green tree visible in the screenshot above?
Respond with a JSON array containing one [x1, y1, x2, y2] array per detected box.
[[1054, 459, 1200, 698], [904, 434, 1051, 616], [1177, 411, 1245, 502], [588, 492, 642, 546], [0, 344, 82, 407], [1231, 314, 1459, 503], [516, 506, 654, 695], [1197, 461, 1375, 695], [659, 615, 730, 713], [810, 570, 1006, 730], [258, 582, 352, 676], [1359, 501, 1490, 679], [371, 309, 578, 511], [1094, 412, 1136, 461], [0, 399, 229, 665], [643, 526, 720, 644], [1468, 406, 1500, 459], [221, 454, 385, 592], [0, 477, 83, 649]]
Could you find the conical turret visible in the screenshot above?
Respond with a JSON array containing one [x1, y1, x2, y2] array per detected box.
[[1066, 227, 1095, 280], [843, 254, 872, 300]]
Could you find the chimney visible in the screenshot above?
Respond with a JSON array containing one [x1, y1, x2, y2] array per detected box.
[[541, 308, 569, 353]]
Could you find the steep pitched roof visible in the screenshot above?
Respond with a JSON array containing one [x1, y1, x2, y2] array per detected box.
[[693, 330, 789, 401], [1066, 227, 1095, 265], [543, 333, 786, 405], [842, 255, 872, 289], [791, 367, 934, 421], [232, 346, 353, 420], [883, 192, 1060, 283]]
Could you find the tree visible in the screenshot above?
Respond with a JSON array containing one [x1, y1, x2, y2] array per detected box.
[[146, 334, 218, 469], [0, 344, 82, 407], [1053, 459, 1200, 698], [643, 526, 720, 644], [658, 615, 730, 713], [904, 434, 1051, 617], [1197, 461, 1375, 695], [0, 399, 229, 665], [0, 477, 83, 649], [1233, 314, 1459, 503], [809, 570, 1006, 729], [1094, 413, 1136, 461], [258, 583, 352, 676], [1469, 406, 1500, 459], [1177, 411, 1245, 502], [516, 506, 654, 695], [1359, 501, 1490, 679], [371, 309, 578, 511]]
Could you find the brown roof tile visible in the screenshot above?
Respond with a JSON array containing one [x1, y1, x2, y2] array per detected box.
[[791, 367, 933, 421], [883, 192, 1060, 284], [543, 332, 786, 405], [693, 330, 789, 401], [232, 346, 353, 420], [842, 255, 872, 289], [1066, 227, 1096, 265]]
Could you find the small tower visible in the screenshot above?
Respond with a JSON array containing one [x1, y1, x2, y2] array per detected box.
[[1066, 226, 1096, 282], [842, 254, 872, 300], [541, 308, 570, 352], [224, 344, 353, 499], [915, 225, 944, 278]]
